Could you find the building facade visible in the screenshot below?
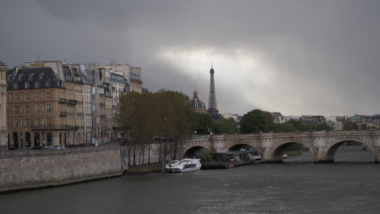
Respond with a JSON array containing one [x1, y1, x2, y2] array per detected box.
[[4, 60, 144, 149], [0, 61, 8, 150], [6, 67, 68, 148]]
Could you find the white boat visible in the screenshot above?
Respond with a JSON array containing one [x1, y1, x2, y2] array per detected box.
[[165, 158, 202, 173], [283, 154, 288, 158]]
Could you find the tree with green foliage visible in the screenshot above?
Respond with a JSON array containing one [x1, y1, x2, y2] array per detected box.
[[240, 109, 270, 133], [344, 120, 359, 130], [270, 122, 297, 133], [286, 119, 312, 131], [195, 113, 213, 134], [213, 118, 239, 134], [263, 111, 275, 124], [314, 122, 332, 131]]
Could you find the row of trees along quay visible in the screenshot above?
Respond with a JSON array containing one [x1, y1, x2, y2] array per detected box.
[[116, 89, 198, 166]]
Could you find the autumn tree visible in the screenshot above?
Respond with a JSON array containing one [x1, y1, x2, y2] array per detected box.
[[116, 91, 155, 166], [154, 90, 177, 161], [170, 91, 197, 159]]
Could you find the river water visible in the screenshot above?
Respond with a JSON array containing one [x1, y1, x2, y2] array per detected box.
[[1, 146, 380, 214]]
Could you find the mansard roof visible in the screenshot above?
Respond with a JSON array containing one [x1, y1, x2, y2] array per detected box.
[[82, 68, 95, 85], [63, 65, 75, 83], [7, 67, 65, 90], [72, 67, 84, 84]]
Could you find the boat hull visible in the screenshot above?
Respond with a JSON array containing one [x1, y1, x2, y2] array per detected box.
[[166, 166, 201, 173], [165, 158, 202, 173]]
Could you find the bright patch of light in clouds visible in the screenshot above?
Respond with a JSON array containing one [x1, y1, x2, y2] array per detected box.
[[158, 47, 277, 114]]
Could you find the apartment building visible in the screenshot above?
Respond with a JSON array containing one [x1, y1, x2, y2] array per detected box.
[[5, 60, 143, 149]]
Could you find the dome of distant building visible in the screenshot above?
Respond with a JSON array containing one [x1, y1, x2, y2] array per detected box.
[[191, 90, 207, 113]]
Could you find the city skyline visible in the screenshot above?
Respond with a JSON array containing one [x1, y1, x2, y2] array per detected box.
[[1, 1, 380, 116]]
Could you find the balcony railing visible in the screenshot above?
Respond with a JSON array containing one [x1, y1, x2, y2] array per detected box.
[[58, 98, 67, 103], [77, 113, 84, 117], [59, 111, 68, 116], [67, 99, 78, 105], [31, 125, 79, 130]]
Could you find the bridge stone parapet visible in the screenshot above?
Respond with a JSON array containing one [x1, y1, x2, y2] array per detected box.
[[182, 130, 380, 163]]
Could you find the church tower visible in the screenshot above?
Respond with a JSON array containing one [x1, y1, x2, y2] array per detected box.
[[0, 61, 8, 150]]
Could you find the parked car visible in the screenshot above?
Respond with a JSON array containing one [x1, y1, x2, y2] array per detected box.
[[54, 146, 66, 150], [45, 145, 54, 149]]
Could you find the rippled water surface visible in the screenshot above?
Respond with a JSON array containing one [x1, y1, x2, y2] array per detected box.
[[1, 146, 380, 214]]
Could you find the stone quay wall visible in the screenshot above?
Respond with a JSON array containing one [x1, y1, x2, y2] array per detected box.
[[0, 144, 123, 193], [120, 142, 181, 167]]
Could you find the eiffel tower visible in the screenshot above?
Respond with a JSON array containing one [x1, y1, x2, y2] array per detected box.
[[207, 65, 223, 120]]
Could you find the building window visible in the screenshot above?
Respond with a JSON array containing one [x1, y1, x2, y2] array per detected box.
[[36, 118, 40, 127], [25, 82, 29, 88], [14, 83, 19, 89], [35, 82, 40, 88], [46, 80, 51, 87], [46, 104, 51, 113], [36, 92, 39, 100], [14, 106, 18, 114], [47, 117, 51, 127], [25, 105, 29, 114], [25, 118, 29, 128], [14, 119, 18, 128], [14, 93, 18, 101], [36, 105, 40, 113], [130, 73, 140, 80], [47, 92, 50, 99], [25, 93, 29, 100]]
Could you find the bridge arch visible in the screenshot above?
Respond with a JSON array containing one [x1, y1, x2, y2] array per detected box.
[[229, 144, 258, 152], [325, 140, 376, 162], [269, 141, 313, 163], [183, 146, 210, 159]]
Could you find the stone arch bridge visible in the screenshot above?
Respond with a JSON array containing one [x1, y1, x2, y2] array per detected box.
[[181, 130, 380, 163]]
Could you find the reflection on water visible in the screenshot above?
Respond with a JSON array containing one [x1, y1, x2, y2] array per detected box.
[[1, 146, 379, 214]]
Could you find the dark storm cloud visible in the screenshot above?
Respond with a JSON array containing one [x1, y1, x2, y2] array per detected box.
[[1, 0, 380, 116]]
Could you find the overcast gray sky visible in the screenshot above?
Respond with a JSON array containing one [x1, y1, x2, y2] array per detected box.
[[1, 0, 380, 117]]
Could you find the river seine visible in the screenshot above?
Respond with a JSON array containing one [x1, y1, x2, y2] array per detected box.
[[1, 146, 380, 214]]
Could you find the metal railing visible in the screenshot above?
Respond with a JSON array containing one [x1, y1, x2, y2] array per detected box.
[[58, 98, 67, 103], [59, 111, 68, 116], [31, 125, 79, 130]]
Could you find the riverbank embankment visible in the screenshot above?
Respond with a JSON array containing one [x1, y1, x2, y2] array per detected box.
[[0, 144, 123, 193]]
